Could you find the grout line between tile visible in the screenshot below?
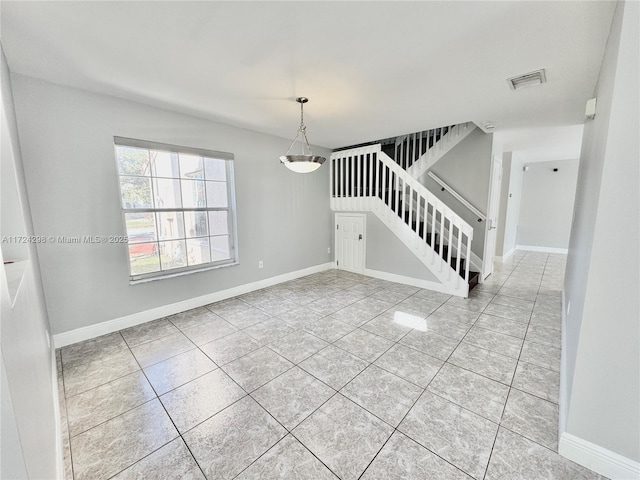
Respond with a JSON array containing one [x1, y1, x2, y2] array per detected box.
[[64, 260, 572, 480]]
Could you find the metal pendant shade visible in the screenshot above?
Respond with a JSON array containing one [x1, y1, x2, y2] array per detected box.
[[279, 97, 326, 173]]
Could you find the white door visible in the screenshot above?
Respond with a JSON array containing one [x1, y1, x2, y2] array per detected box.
[[483, 156, 503, 279], [335, 214, 365, 274]]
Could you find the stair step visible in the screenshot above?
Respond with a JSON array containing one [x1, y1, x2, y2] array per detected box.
[[468, 271, 480, 291]]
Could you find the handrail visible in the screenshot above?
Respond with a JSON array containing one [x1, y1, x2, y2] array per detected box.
[[427, 171, 486, 222], [382, 152, 474, 237]]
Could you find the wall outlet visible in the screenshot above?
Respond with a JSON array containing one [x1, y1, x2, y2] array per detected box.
[[327, 247, 331, 254], [258, 260, 263, 269]]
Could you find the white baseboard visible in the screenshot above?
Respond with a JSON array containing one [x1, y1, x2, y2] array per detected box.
[[559, 290, 639, 479], [53, 263, 334, 348], [559, 432, 640, 480], [559, 290, 568, 436], [516, 245, 569, 254], [495, 247, 516, 262], [363, 268, 457, 295], [51, 349, 65, 480]]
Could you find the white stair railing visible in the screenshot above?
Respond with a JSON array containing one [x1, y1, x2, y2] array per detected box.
[[330, 144, 473, 297], [392, 122, 477, 179]]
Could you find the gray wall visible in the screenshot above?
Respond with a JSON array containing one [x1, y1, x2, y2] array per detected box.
[[11, 74, 333, 335], [495, 152, 510, 257], [1, 106, 28, 262], [495, 152, 524, 257], [1, 356, 28, 479], [1, 49, 59, 479], [419, 128, 493, 259], [364, 212, 439, 282], [517, 159, 579, 249], [563, 0, 639, 462]]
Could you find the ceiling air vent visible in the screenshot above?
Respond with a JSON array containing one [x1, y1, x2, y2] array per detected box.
[[507, 69, 547, 90]]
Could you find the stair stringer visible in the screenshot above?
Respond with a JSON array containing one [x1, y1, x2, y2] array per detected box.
[[400, 202, 484, 274], [336, 198, 469, 298], [372, 198, 468, 297], [406, 122, 477, 179]]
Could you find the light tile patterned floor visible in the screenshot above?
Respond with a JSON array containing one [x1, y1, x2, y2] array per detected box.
[[56, 252, 608, 479]]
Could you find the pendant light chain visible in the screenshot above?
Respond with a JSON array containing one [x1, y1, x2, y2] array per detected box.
[[279, 96, 326, 173], [282, 98, 314, 157], [299, 100, 313, 156]]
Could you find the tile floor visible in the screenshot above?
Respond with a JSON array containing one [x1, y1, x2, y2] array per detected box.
[[57, 251, 608, 479]]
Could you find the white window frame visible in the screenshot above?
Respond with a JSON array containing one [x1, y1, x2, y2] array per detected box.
[[114, 137, 239, 284]]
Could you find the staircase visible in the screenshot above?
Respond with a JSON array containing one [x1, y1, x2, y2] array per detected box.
[[330, 143, 479, 297], [336, 122, 478, 179], [392, 122, 477, 178]]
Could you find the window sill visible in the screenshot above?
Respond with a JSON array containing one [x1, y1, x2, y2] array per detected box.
[[129, 260, 239, 285]]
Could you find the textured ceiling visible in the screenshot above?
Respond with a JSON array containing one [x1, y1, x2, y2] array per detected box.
[[1, 1, 615, 150]]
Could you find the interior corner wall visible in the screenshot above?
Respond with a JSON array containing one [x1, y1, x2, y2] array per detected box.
[[364, 212, 439, 283], [516, 159, 579, 249], [496, 152, 524, 258], [494, 152, 510, 257], [1, 49, 59, 479], [418, 128, 493, 259], [10, 74, 333, 336], [562, 0, 639, 469]]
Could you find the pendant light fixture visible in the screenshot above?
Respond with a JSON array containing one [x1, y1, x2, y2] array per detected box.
[[279, 97, 326, 173]]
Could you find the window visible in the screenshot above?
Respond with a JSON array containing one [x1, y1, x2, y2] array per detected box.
[[114, 137, 238, 283]]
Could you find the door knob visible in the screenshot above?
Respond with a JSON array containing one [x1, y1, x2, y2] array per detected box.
[[359, 234, 363, 240]]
